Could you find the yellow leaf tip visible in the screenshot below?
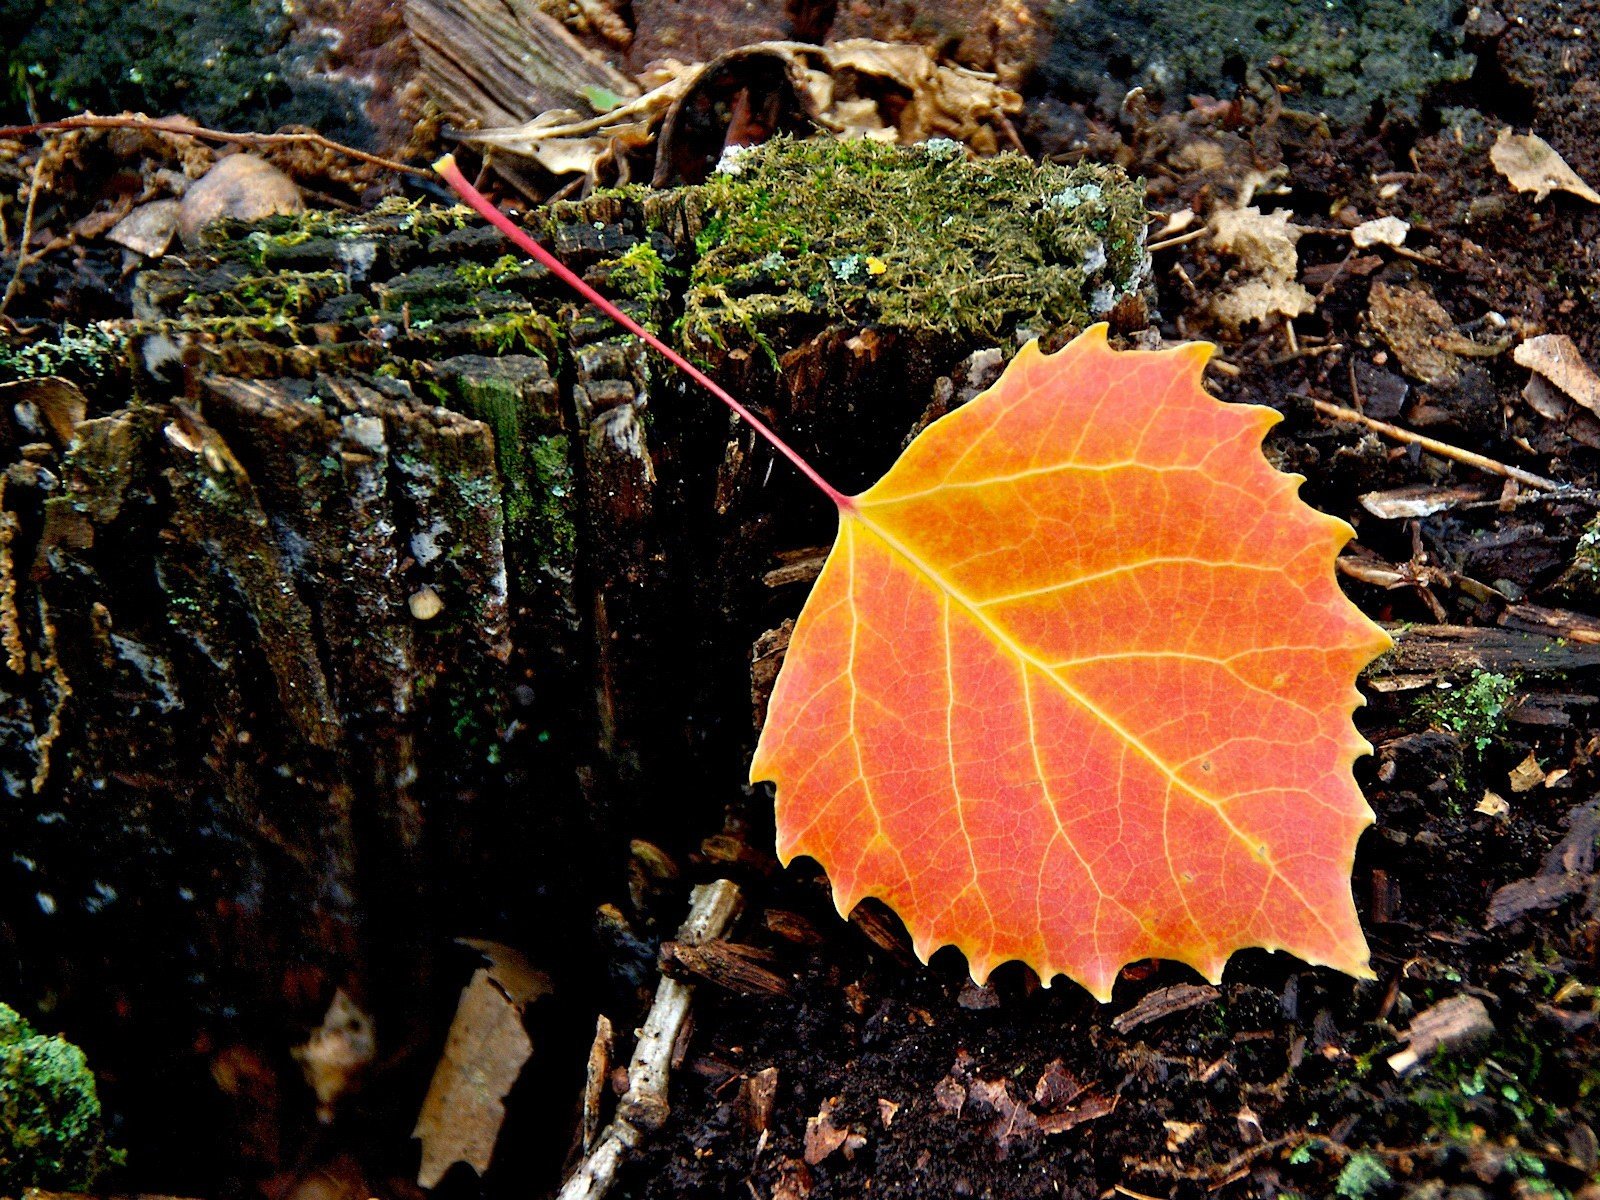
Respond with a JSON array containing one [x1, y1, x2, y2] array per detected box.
[[432, 153, 458, 176]]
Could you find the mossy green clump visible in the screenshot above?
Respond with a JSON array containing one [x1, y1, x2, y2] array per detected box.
[[0, 1002, 116, 1193], [0, 322, 125, 382], [679, 137, 1147, 349], [1044, 0, 1472, 120], [1334, 1151, 1391, 1199], [1423, 670, 1518, 755]]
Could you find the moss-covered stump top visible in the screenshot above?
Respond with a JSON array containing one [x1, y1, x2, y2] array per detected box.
[[2, 138, 1149, 399], [681, 138, 1148, 345]]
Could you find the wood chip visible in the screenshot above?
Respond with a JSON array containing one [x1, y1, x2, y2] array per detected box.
[[660, 938, 790, 997], [1490, 128, 1600, 205], [1113, 983, 1220, 1033], [1358, 482, 1492, 520], [1387, 994, 1495, 1074]]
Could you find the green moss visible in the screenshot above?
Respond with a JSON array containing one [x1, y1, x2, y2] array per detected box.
[[456, 255, 526, 293], [0, 1002, 116, 1193], [471, 311, 562, 358], [1422, 669, 1518, 755], [607, 242, 671, 304], [680, 137, 1147, 350], [5, 0, 369, 138], [526, 433, 577, 568]]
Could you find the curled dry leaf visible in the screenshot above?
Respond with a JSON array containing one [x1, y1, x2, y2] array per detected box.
[[107, 198, 182, 258], [1490, 128, 1600, 205], [753, 325, 1390, 1001], [1514, 334, 1600, 414]]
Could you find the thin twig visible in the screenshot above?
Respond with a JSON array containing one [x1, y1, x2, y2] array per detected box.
[[1310, 398, 1566, 493], [1147, 226, 1210, 253], [0, 114, 433, 180], [0, 149, 45, 319]]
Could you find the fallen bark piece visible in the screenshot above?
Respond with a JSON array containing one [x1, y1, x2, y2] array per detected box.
[[1514, 334, 1600, 414], [582, 1016, 614, 1152], [659, 938, 791, 997], [1387, 994, 1494, 1074], [1113, 984, 1221, 1034], [1490, 128, 1600, 205], [1359, 483, 1493, 520]]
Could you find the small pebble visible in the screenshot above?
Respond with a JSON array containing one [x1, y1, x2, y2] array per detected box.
[[178, 154, 303, 246]]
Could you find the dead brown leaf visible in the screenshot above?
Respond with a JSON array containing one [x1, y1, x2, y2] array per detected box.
[[1367, 281, 1508, 387], [413, 969, 534, 1188], [1207, 207, 1314, 330], [803, 1098, 865, 1164]]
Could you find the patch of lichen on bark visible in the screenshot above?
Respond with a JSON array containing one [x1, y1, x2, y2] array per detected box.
[[678, 138, 1149, 348]]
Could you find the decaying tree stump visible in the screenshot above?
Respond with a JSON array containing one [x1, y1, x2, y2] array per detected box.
[[0, 138, 1148, 1183]]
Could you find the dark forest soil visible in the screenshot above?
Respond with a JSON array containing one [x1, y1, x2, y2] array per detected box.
[[2, 2, 1599, 1200], [607, 4, 1600, 1200]]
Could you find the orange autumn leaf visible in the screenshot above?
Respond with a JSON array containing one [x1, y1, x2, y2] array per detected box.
[[751, 324, 1391, 1002]]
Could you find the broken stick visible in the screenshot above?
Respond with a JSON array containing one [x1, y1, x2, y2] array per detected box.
[[558, 878, 742, 1200]]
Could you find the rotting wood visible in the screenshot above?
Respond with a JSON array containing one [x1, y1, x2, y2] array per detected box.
[[560, 879, 742, 1200], [1377, 623, 1600, 679]]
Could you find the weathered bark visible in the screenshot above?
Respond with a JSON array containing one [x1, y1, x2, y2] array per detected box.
[[0, 142, 1148, 1185]]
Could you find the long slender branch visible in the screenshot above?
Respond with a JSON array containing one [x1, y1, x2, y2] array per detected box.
[[0, 114, 434, 180], [432, 155, 853, 510]]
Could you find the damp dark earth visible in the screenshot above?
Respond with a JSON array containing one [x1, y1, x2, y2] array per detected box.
[[1, 3, 1599, 1200]]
